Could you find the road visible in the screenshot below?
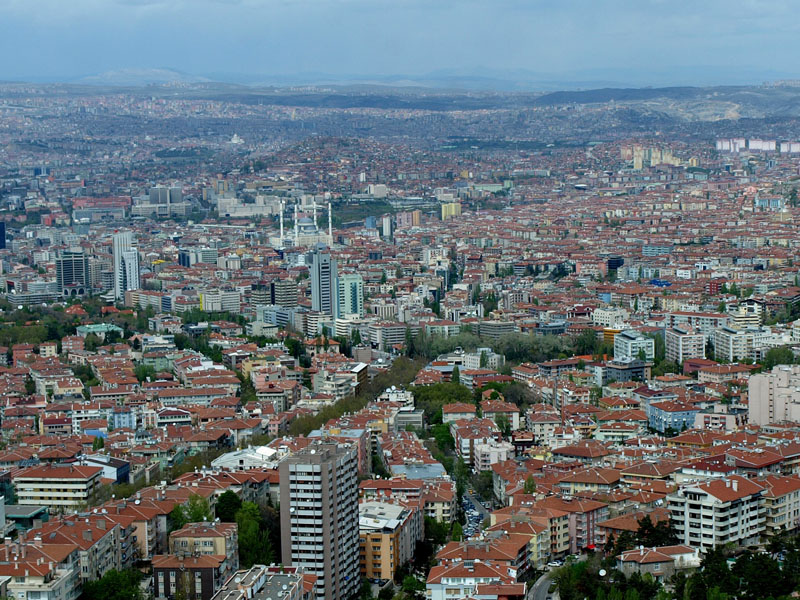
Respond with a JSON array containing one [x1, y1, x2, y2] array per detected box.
[[529, 571, 555, 600], [464, 492, 491, 521]]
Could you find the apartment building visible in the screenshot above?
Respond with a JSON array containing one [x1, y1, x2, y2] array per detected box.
[[668, 476, 766, 550], [614, 330, 655, 361], [665, 327, 705, 364], [759, 475, 800, 538], [153, 554, 226, 600], [169, 522, 239, 583], [749, 365, 800, 425], [359, 501, 423, 582], [280, 443, 360, 600], [12, 464, 103, 513]]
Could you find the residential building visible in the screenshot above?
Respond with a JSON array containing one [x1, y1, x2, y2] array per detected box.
[[280, 443, 360, 600], [665, 327, 705, 364], [749, 365, 800, 425], [668, 476, 766, 550], [12, 464, 103, 513], [614, 330, 655, 361], [153, 554, 226, 600], [358, 501, 422, 582]]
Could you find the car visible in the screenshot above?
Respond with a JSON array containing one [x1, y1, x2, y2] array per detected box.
[[547, 561, 561, 568]]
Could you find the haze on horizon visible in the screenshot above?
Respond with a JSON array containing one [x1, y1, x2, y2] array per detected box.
[[1, 0, 799, 88]]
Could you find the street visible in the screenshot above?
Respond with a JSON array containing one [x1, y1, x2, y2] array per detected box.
[[464, 491, 491, 521], [529, 571, 556, 600]]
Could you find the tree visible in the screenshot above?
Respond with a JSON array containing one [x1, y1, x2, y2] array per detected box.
[[495, 413, 511, 437], [215, 490, 242, 522], [82, 569, 143, 600], [451, 521, 463, 541], [236, 501, 274, 568], [762, 345, 795, 370], [92, 436, 105, 451], [523, 475, 537, 494], [134, 364, 156, 383], [188, 495, 212, 522], [451, 366, 460, 385], [635, 515, 677, 547], [424, 516, 450, 546], [24, 375, 35, 395]]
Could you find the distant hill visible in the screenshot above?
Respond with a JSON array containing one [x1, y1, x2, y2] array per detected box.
[[77, 68, 211, 86]]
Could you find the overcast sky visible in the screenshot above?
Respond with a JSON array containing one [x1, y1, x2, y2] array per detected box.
[[1, 0, 799, 86]]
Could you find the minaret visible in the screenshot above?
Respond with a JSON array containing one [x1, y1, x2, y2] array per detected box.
[[312, 201, 317, 228], [328, 202, 333, 241], [294, 203, 299, 246], [279, 201, 285, 246]]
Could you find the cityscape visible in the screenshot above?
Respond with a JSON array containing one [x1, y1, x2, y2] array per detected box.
[[3, 4, 800, 600]]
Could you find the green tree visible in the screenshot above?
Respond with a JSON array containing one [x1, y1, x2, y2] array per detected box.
[[134, 364, 156, 383], [92, 436, 105, 451], [236, 501, 274, 568], [451, 521, 463, 541], [762, 345, 795, 370], [523, 475, 537, 494], [451, 366, 460, 385], [215, 490, 242, 522], [187, 496, 212, 522], [495, 413, 511, 437], [82, 569, 143, 600]]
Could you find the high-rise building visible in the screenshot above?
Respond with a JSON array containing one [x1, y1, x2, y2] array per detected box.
[[0, 221, 6, 250], [56, 249, 90, 297], [149, 185, 182, 205], [310, 249, 337, 316], [280, 443, 360, 600], [336, 273, 364, 318], [112, 231, 140, 301]]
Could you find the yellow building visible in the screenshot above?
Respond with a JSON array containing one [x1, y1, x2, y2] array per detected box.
[[440, 202, 462, 221], [359, 501, 422, 582]]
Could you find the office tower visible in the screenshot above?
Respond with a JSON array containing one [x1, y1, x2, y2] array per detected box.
[[56, 249, 90, 297], [310, 249, 337, 316], [112, 231, 139, 300], [149, 185, 182, 205], [0, 221, 5, 250], [280, 443, 360, 600], [336, 273, 364, 318], [273, 278, 299, 308]]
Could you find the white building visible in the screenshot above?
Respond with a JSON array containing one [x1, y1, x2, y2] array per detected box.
[[665, 326, 705, 364], [336, 273, 364, 318], [112, 231, 139, 301], [668, 476, 765, 550], [748, 364, 800, 425], [463, 347, 505, 370], [473, 440, 514, 471], [614, 330, 655, 361], [592, 307, 629, 329]]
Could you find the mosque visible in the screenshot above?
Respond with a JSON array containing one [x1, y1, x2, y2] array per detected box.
[[272, 200, 333, 248]]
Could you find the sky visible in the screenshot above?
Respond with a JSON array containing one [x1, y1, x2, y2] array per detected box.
[[1, 0, 799, 87]]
